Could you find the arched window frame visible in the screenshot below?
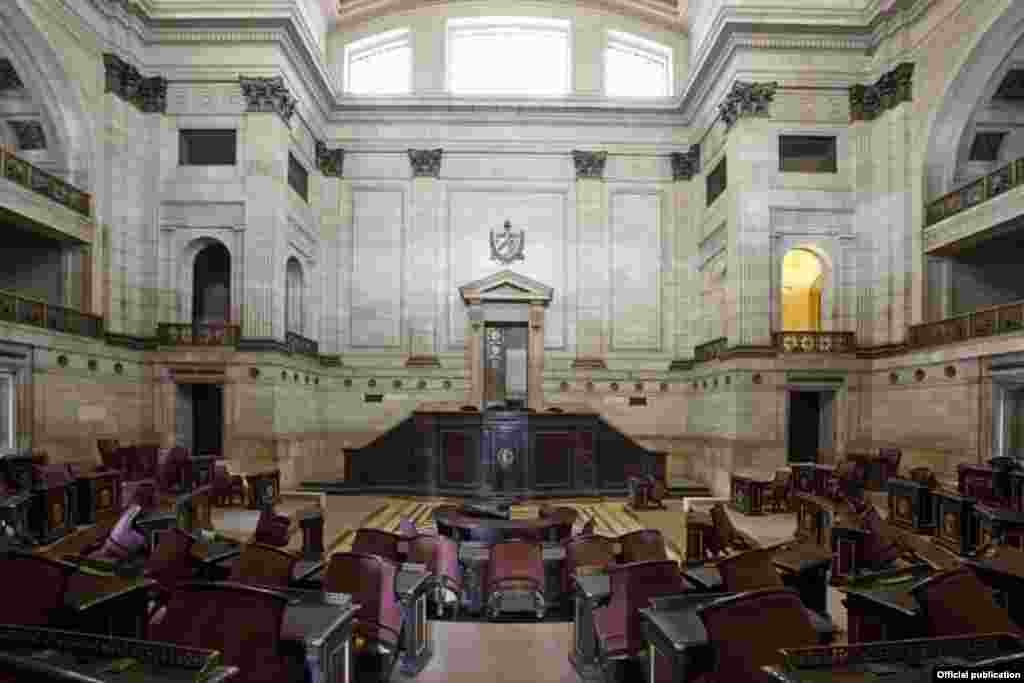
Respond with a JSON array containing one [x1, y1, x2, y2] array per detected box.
[[344, 28, 412, 95], [446, 17, 572, 96], [604, 30, 673, 98], [285, 256, 306, 336]]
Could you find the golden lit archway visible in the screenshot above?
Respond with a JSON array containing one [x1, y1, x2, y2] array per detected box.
[[782, 249, 824, 331]]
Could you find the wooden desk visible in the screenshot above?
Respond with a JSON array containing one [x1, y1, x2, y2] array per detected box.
[[974, 504, 1024, 551], [829, 524, 866, 584], [0, 490, 32, 544], [932, 488, 977, 556], [887, 476, 936, 532], [967, 550, 1024, 628], [395, 566, 433, 676], [772, 544, 833, 617], [642, 591, 836, 683], [685, 512, 713, 563], [190, 537, 242, 580], [570, 572, 611, 681], [792, 493, 839, 550], [233, 468, 280, 510], [764, 632, 1024, 682], [0, 624, 238, 682], [74, 469, 123, 526], [63, 572, 155, 640], [730, 471, 773, 516], [278, 589, 358, 683], [840, 569, 928, 643]]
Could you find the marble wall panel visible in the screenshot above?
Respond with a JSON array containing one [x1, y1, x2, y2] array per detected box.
[[610, 191, 662, 351], [349, 187, 405, 348]]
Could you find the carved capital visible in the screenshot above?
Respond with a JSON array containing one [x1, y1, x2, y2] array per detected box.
[[7, 121, 46, 150], [850, 62, 914, 122], [239, 76, 297, 124], [670, 144, 701, 181], [408, 149, 443, 178], [718, 81, 778, 130], [316, 140, 345, 178], [572, 150, 607, 180], [0, 59, 24, 91], [103, 53, 167, 113]]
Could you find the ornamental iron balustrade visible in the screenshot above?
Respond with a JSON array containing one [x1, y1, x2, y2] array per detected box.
[[772, 331, 856, 354], [157, 322, 240, 347], [285, 330, 318, 357], [925, 157, 1024, 227], [909, 300, 1024, 349], [0, 146, 92, 217], [0, 290, 103, 338], [694, 337, 728, 363]]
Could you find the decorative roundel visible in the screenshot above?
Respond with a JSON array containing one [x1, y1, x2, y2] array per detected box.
[[634, 382, 644, 391], [586, 381, 595, 392], [660, 382, 668, 392], [281, 371, 288, 380], [114, 363, 124, 375], [393, 379, 402, 389], [497, 448, 516, 468], [88, 359, 98, 372], [249, 367, 260, 379], [58, 355, 69, 367], [344, 378, 352, 387], [368, 379, 377, 388], [610, 382, 619, 392], [418, 380, 427, 389], [443, 380, 452, 389]]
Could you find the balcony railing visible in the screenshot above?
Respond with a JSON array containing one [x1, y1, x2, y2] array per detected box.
[[157, 322, 240, 347], [0, 146, 92, 218], [925, 157, 1024, 227], [694, 337, 728, 363], [772, 330, 856, 354], [285, 330, 318, 357], [909, 300, 1024, 349], [0, 290, 103, 338]]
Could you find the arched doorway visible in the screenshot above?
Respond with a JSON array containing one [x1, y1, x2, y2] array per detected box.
[[285, 257, 304, 335], [781, 248, 824, 331], [192, 242, 230, 325]]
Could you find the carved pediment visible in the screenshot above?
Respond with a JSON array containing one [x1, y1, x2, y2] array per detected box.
[[459, 270, 553, 305]]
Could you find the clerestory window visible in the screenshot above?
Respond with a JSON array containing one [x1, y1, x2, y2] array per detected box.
[[345, 28, 412, 95], [605, 31, 672, 98]]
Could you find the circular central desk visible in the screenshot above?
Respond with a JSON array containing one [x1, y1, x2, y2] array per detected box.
[[433, 504, 577, 615]]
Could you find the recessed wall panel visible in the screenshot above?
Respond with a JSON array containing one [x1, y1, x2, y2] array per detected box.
[[611, 192, 662, 351], [350, 188, 404, 348]]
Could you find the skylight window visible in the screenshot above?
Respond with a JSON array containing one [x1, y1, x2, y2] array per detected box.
[[345, 28, 411, 95], [447, 17, 571, 96], [605, 31, 672, 98]]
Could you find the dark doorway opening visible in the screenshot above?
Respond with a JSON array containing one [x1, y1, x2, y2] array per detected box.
[[192, 243, 231, 324], [177, 383, 224, 457], [788, 391, 822, 463]]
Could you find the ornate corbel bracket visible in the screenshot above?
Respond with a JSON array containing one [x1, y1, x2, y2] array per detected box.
[[670, 144, 701, 181], [718, 81, 778, 130], [572, 150, 608, 180], [850, 62, 914, 122], [103, 53, 167, 113], [239, 76, 297, 125], [316, 140, 345, 178], [408, 149, 443, 178]]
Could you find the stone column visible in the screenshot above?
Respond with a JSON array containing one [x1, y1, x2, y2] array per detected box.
[[317, 141, 345, 354], [406, 149, 443, 367], [239, 77, 296, 340], [528, 302, 546, 411], [466, 301, 484, 407], [670, 147, 699, 365], [572, 150, 608, 370]]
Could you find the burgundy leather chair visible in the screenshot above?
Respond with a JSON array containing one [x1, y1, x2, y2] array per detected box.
[[563, 534, 617, 595], [144, 527, 197, 616], [0, 550, 78, 626], [83, 504, 147, 564], [229, 543, 298, 588], [878, 447, 902, 487], [487, 540, 547, 620], [911, 566, 1023, 637], [406, 533, 463, 618], [211, 461, 245, 506], [352, 528, 404, 563], [251, 509, 292, 547], [698, 589, 819, 683], [149, 581, 302, 683], [619, 529, 668, 563], [325, 552, 403, 682], [593, 560, 690, 679], [716, 547, 785, 593], [859, 505, 903, 570]]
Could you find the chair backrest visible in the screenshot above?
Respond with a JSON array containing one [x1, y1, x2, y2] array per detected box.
[[89, 504, 146, 562], [0, 551, 77, 625], [251, 509, 291, 547], [709, 503, 740, 550], [488, 540, 545, 589], [325, 552, 402, 647], [716, 547, 784, 593], [148, 581, 291, 683], [351, 528, 403, 562], [698, 589, 818, 682], [603, 560, 690, 655], [859, 506, 903, 569], [911, 566, 1023, 637], [229, 543, 297, 588], [144, 527, 196, 587], [619, 529, 668, 563], [97, 439, 120, 469]]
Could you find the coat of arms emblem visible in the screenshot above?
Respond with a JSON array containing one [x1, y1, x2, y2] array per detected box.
[[489, 220, 525, 264]]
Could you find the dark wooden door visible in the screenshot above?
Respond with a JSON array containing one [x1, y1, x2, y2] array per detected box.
[[788, 391, 821, 463]]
